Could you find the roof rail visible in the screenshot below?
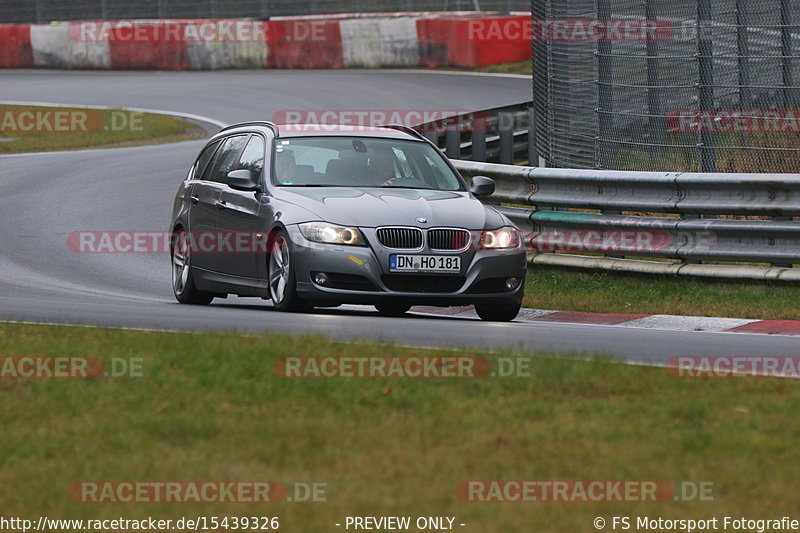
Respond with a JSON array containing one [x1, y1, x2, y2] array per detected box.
[[218, 121, 279, 137], [383, 124, 426, 140]]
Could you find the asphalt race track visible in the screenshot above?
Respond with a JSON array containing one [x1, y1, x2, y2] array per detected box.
[[0, 69, 797, 362]]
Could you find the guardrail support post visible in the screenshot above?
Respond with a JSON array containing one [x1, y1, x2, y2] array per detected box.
[[527, 106, 538, 167], [681, 213, 701, 264], [424, 130, 440, 148], [499, 113, 513, 164], [773, 215, 792, 267], [472, 119, 487, 162], [445, 129, 461, 159]]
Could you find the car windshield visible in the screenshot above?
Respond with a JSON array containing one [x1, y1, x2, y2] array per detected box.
[[272, 137, 465, 191]]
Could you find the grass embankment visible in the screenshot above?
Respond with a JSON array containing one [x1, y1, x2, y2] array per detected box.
[[523, 265, 800, 319], [475, 60, 532, 75], [0, 104, 206, 154], [1, 322, 799, 531]]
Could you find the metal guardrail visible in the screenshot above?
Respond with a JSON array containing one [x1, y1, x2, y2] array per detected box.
[[417, 103, 535, 165], [452, 160, 800, 280]]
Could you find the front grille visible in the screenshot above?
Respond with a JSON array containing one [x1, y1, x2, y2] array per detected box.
[[381, 275, 466, 293], [376, 227, 423, 249], [428, 228, 471, 251]]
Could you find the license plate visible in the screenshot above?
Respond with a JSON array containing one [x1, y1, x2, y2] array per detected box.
[[389, 254, 461, 273]]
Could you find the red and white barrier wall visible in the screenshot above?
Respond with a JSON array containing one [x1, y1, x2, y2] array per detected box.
[[0, 13, 531, 70], [0, 24, 34, 67]]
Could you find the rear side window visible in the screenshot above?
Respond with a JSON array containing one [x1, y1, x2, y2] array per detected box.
[[237, 135, 266, 176], [206, 135, 248, 184], [191, 140, 220, 181]]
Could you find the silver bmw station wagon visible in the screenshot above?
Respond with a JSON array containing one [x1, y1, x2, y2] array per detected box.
[[170, 122, 526, 321]]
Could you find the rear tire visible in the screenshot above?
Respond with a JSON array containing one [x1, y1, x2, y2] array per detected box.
[[374, 303, 412, 317], [171, 230, 214, 305], [268, 231, 308, 312], [475, 301, 521, 322]]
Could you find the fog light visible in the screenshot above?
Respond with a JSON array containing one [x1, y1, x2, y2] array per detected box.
[[505, 277, 521, 290], [314, 272, 329, 285]]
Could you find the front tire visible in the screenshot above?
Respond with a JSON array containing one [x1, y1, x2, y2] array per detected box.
[[268, 231, 307, 312], [475, 300, 521, 322], [172, 230, 214, 305]]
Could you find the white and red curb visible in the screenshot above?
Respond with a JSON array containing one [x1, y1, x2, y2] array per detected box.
[[410, 306, 800, 335]]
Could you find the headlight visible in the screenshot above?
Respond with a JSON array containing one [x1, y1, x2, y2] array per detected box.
[[299, 222, 365, 246], [480, 226, 520, 249]]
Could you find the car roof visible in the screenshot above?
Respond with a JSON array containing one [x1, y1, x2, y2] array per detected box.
[[213, 122, 425, 142], [277, 124, 422, 140]]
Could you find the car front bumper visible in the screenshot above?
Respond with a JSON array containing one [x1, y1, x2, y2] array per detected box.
[[285, 225, 527, 306]]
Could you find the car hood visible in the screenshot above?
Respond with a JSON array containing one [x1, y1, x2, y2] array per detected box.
[[276, 187, 506, 229]]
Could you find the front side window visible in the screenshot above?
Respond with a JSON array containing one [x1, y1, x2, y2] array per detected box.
[[191, 140, 220, 181], [207, 135, 248, 184], [237, 135, 266, 176], [272, 137, 465, 191]]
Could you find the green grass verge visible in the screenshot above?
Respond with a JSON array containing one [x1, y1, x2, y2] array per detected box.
[[474, 60, 532, 75], [1, 322, 799, 530], [524, 265, 800, 319], [0, 105, 206, 154]]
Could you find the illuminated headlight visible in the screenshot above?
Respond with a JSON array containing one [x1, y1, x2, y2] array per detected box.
[[480, 227, 520, 249], [299, 222, 365, 246]]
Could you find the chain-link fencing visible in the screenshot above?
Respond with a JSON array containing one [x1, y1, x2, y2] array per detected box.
[[531, 0, 800, 173]]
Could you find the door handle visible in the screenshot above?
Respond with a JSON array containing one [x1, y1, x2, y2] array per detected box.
[[190, 196, 199, 205], [215, 201, 228, 210]]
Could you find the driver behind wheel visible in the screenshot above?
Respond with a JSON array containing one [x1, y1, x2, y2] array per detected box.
[[275, 149, 297, 183], [369, 148, 397, 187]]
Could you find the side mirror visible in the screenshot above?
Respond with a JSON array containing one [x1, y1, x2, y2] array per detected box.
[[227, 169, 261, 192], [469, 176, 495, 197]]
